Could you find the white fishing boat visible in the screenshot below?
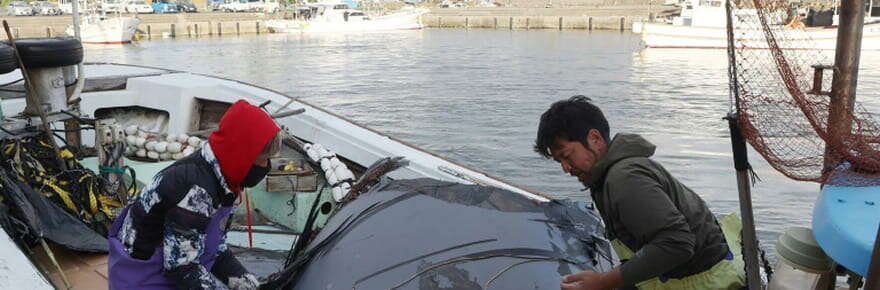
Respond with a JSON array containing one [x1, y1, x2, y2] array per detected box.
[[0, 38, 612, 287], [635, 0, 880, 49], [65, 1, 140, 44], [266, 4, 426, 33]]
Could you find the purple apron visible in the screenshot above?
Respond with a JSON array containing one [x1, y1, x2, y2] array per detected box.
[[108, 205, 234, 290]]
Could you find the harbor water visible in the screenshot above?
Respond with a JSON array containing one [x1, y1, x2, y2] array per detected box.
[[84, 29, 880, 258]]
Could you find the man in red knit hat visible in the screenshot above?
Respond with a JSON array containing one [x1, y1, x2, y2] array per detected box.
[[108, 100, 282, 290]]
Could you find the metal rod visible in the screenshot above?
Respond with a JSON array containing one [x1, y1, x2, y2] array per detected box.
[[2, 20, 68, 172], [70, 0, 81, 39], [824, 0, 866, 173], [40, 239, 72, 289], [727, 114, 762, 290], [865, 224, 880, 289]]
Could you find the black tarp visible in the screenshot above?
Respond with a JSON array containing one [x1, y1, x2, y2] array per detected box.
[[286, 178, 614, 290], [0, 170, 107, 252]]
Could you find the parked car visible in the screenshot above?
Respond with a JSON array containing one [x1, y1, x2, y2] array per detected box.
[[124, 0, 153, 13], [6, 1, 34, 16], [152, 0, 179, 13], [31, 1, 62, 15], [177, 0, 197, 12], [100, 0, 124, 13], [218, 0, 249, 12]]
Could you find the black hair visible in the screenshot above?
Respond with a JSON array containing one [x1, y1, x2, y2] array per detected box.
[[534, 95, 610, 158]]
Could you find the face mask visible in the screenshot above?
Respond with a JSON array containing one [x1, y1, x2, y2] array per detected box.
[[242, 162, 271, 188]]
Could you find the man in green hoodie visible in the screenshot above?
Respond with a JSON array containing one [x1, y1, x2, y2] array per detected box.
[[534, 96, 746, 290]]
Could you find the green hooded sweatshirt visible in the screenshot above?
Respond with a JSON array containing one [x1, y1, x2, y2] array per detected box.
[[587, 134, 729, 286]]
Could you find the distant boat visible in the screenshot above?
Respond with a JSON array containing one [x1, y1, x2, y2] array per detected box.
[[634, 0, 880, 49], [266, 3, 426, 33], [65, 1, 140, 44]]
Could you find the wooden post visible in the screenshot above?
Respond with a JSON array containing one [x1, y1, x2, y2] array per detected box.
[[170, 23, 176, 38], [45, 27, 51, 37], [147, 25, 152, 39], [559, 17, 563, 30], [509, 17, 513, 29], [256, 21, 260, 34], [195, 23, 199, 37], [465, 17, 469, 29], [218, 22, 222, 35], [494, 17, 497, 29], [236, 22, 240, 35], [824, 0, 866, 173], [620, 17, 625, 31], [589, 16, 593, 30], [64, 119, 82, 149]]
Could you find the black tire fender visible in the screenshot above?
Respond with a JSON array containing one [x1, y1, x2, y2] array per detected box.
[[4, 37, 83, 68], [0, 44, 18, 74]]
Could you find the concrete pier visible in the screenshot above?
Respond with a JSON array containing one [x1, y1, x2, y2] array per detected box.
[[0, 6, 674, 40], [423, 6, 672, 31], [0, 12, 271, 40]]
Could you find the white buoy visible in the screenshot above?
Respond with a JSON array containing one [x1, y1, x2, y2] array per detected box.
[[326, 170, 338, 185], [136, 149, 146, 158], [126, 135, 138, 146], [145, 141, 157, 151], [167, 142, 183, 153], [154, 142, 168, 153], [125, 125, 138, 136], [187, 136, 202, 147], [321, 159, 332, 172], [135, 137, 147, 148], [335, 166, 352, 181], [165, 135, 177, 143], [178, 134, 189, 143], [332, 187, 344, 202], [182, 147, 195, 156], [147, 151, 160, 160], [172, 153, 184, 160], [159, 153, 172, 160], [330, 157, 343, 168]]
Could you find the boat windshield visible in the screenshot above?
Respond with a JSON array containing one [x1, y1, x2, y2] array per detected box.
[[10, 2, 28, 6], [131, 0, 146, 4]]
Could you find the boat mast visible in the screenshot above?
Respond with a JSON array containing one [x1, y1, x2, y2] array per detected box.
[[71, 0, 82, 39]]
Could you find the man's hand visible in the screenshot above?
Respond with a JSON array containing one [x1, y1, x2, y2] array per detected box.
[[561, 270, 606, 290], [560, 268, 623, 290]]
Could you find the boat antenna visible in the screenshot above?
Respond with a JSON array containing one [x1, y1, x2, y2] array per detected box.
[[71, 0, 82, 39]]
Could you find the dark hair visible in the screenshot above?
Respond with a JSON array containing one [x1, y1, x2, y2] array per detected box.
[[534, 95, 610, 158]]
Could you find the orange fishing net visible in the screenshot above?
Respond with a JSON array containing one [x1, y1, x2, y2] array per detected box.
[[727, 0, 880, 185]]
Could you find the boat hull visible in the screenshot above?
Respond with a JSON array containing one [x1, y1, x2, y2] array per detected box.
[[638, 22, 880, 50], [67, 17, 141, 44]]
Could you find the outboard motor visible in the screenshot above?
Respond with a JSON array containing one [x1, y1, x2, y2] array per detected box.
[[9, 37, 84, 116]]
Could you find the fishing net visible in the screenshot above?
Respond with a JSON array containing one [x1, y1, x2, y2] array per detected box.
[[726, 0, 880, 186], [0, 135, 127, 236]]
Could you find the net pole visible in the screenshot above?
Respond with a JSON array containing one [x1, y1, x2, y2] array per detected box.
[[824, 0, 866, 173], [727, 114, 763, 290]]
